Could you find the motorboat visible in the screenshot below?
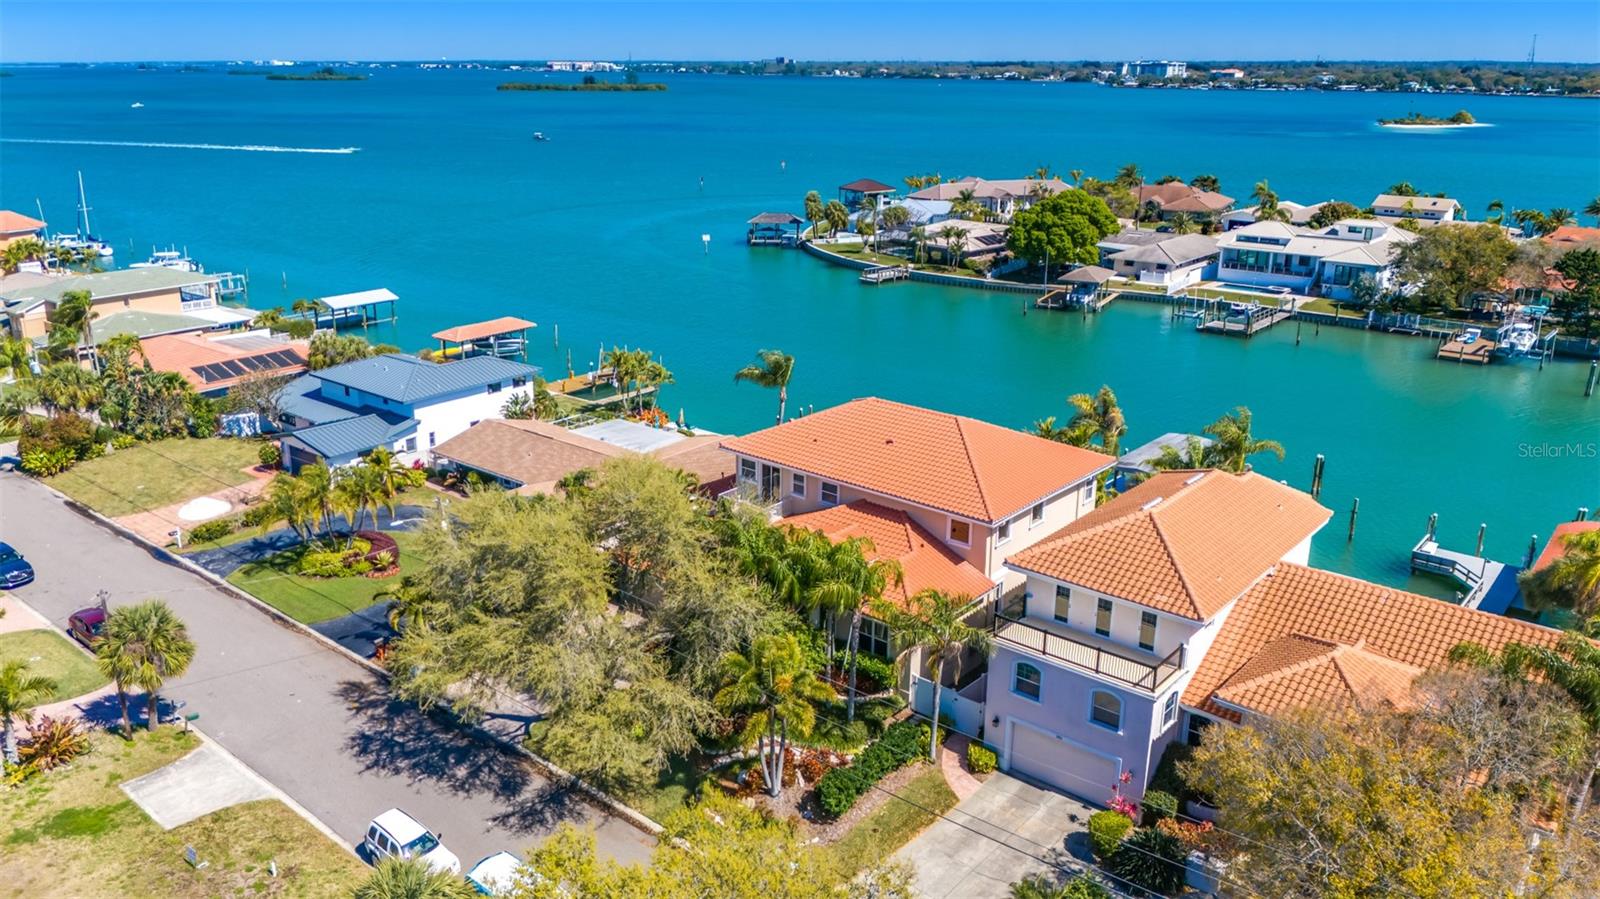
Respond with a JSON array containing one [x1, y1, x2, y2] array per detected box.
[[533, 132, 549, 142], [1460, 328, 1481, 344], [130, 101, 145, 109], [129, 247, 203, 273], [1503, 322, 1537, 353]]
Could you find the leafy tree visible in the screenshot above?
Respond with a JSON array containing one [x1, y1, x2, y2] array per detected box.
[[0, 660, 56, 765], [1552, 247, 1600, 337], [1201, 406, 1283, 473], [96, 600, 195, 733], [352, 856, 476, 899], [1188, 174, 1221, 193], [732, 348, 796, 425], [1306, 201, 1363, 228], [1392, 223, 1517, 311], [714, 633, 835, 796], [1006, 190, 1119, 269], [1079, 177, 1137, 219], [873, 589, 991, 762]]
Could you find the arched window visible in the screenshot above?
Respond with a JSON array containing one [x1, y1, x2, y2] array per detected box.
[[1090, 690, 1122, 731], [1013, 662, 1042, 701]]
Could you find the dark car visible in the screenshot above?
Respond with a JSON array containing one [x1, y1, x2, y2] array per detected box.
[[68, 607, 106, 647], [0, 542, 34, 589]]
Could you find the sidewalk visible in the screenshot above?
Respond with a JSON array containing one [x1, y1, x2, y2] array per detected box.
[[115, 465, 274, 546]]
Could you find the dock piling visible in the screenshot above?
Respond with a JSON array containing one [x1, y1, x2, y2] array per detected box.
[[1310, 454, 1325, 498], [1579, 507, 1591, 522], [1586, 361, 1598, 397], [1475, 523, 1486, 557], [1348, 498, 1360, 541], [1295, 318, 1303, 346], [1526, 535, 1539, 567], [1427, 512, 1438, 540]]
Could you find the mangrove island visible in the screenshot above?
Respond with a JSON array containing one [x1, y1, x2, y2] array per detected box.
[[1378, 109, 1478, 127], [498, 79, 667, 92], [266, 67, 368, 81]]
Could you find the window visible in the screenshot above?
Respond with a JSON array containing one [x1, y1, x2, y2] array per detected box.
[[1139, 611, 1158, 652], [739, 459, 757, 483], [858, 618, 890, 658], [1186, 714, 1212, 747], [487, 381, 503, 394], [820, 481, 839, 506], [1095, 598, 1113, 637], [791, 472, 806, 497], [512, 377, 527, 388], [428, 432, 436, 448], [1030, 503, 1044, 526], [403, 436, 417, 453], [1090, 690, 1122, 731], [1013, 662, 1041, 701], [1081, 483, 1093, 503], [1053, 585, 1072, 623], [996, 518, 1012, 545], [949, 519, 971, 545], [1162, 692, 1179, 729]]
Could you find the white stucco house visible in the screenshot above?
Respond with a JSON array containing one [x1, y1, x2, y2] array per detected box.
[[1370, 193, 1459, 225], [1104, 233, 1219, 288], [1214, 218, 1415, 299], [276, 353, 540, 470]]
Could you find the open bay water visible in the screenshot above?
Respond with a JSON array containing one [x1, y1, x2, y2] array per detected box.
[[3, 67, 1597, 591]]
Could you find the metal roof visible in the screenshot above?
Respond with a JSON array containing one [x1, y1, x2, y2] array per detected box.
[[89, 310, 216, 342], [289, 412, 416, 459], [312, 353, 540, 404], [317, 287, 398, 311], [0, 268, 219, 307], [276, 374, 362, 425]]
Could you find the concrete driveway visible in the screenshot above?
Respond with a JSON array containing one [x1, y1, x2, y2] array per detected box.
[[0, 473, 653, 868], [893, 772, 1097, 899]]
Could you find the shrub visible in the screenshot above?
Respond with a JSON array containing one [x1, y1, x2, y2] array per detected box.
[[1149, 741, 1197, 806], [19, 716, 90, 771], [1011, 874, 1112, 899], [187, 519, 235, 543], [20, 448, 75, 476], [1087, 809, 1134, 861], [1108, 826, 1187, 896], [1141, 789, 1178, 825], [241, 503, 280, 528], [294, 541, 374, 578], [850, 653, 895, 692], [796, 749, 831, 785], [257, 442, 281, 467], [966, 742, 997, 775], [814, 719, 927, 819], [110, 433, 137, 450], [20, 413, 95, 461]]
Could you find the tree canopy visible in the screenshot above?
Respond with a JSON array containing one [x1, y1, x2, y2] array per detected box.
[[1392, 222, 1517, 311], [1006, 190, 1119, 268]]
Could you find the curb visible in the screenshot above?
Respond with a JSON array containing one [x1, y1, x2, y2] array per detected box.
[[44, 481, 666, 839], [189, 726, 360, 856]]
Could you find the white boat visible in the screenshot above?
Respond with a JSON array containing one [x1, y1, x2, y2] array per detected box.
[[1504, 323, 1537, 353], [533, 132, 549, 142], [130, 102, 145, 109], [1460, 328, 1481, 344], [129, 248, 203, 273], [66, 172, 114, 257]]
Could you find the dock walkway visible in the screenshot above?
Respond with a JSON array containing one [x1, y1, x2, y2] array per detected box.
[[1410, 536, 1520, 612], [1437, 334, 1497, 364], [860, 264, 910, 284]]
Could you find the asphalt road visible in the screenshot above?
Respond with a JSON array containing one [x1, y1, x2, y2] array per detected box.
[[0, 473, 655, 868]]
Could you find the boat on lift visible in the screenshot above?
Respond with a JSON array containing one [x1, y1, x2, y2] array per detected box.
[[129, 247, 203, 273], [51, 172, 115, 259], [1502, 322, 1537, 354]]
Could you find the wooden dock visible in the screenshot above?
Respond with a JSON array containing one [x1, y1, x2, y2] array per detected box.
[[1436, 334, 1497, 364], [860, 264, 910, 285], [1037, 286, 1116, 312], [1195, 303, 1293, 337]]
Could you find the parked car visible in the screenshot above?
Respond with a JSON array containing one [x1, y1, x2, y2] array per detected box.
[[363, 808, 460, 874], [67, 607, 106, 647], [0, 542, 36, 589], [466, 851, 531, 895]]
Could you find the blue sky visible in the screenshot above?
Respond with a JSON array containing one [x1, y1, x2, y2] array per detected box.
[[3, 1, 1597, 64]]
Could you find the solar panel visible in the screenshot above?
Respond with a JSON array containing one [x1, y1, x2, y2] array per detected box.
[[195, 363, 228, 383], [219, 360, 247, 377], [237, 355, 265, 372]]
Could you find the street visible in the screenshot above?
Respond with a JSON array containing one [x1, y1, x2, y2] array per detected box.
[[0, 473, 655, 868]]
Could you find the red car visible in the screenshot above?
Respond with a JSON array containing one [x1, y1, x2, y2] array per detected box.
[[68, 607, 106, 648]]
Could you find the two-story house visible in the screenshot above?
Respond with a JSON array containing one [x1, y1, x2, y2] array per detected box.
[[275, 352, 540, 470], [1369, 193, 1459, 225], [984, 469, 1561, 804], [1215, 218, 1415, 299]]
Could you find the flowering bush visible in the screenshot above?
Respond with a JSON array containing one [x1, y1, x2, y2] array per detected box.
[[1156, 815, 1216, 852]]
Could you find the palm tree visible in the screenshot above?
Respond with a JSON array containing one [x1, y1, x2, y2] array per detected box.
[[823, 199, 850, 238], [1485, 199, 1506, 226], [353, 856, 476, 899], [1202, 406, 1284, 473], [802, 190, 824, 239], [732, 349, 796, 425], [1068, 169, 1084, 187], [1252, 180, 1289, 223], [1546, 208, 1577, 231], [942, 226, 968, 265], [0, 383, 38, 434], [0, 659, 57, 764], [1065, 385, 1127, 456], [910, 225, 929, 264], [1168, 212, 1198, 235], [1147, 434, 1209, 472], [1512, 208, 1547, 236], [48, 289, 98, 355], [873, 588, 991, 762], [1519, 529, 1600, 621], [98, 601, 195, 732], [0, 336, 34, 380], [1189, 174, 1221, 193], [363, 447, 424, 521], [880, 203, 911, 235], [35, 362, 102, 414], [1138, 199, 1164, 224], [714, 634, 835, 796], [803, 536, 902, 722], [952, 188, 983, 222], [1114, 163, 1142, 190], [1586, 196, 1600, 226], [1031, 415, 1086, 445]]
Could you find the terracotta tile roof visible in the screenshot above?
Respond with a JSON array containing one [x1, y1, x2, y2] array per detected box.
[[1136, 183, 1234, 212], [0, 211, 46, 234], [1544, 225, 1600, 246], [1006, 471, 1331, 620], [1530, 521, 1600, 572], [1185, 562, 1563, 721], [839, 178, 896, 194], [1210, 634, 1422, 716], [430, 316, 536, 344], [782, 500, 996, 608], [719, 398, 1112, 523], [138, 332, 309, 391]]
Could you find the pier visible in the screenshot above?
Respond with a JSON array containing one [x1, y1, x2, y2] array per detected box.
[[1036, 284, 1116, 312], [1183, 295, 1294, 337], [1409, 533, 1521, 613], [746, 212, 805, 247], [432, 316, 535, 362], [1436, 330, 1496, 364], [860, 264, 910, 284], [298, 288, 398, 330]]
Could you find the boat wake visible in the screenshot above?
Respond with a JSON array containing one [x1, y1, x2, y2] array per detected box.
[[1, 138, 360, 154]]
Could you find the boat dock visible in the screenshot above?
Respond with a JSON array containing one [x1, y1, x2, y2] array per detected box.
[[860, 264, 910, 284], [1409, 534, 1521, 613], [296, 288, 399, 330], [1436, 330, 1497, 364], [432, 316, 535, 362], [1036, 285, 1117, 312], [546, 368, 653, 409], [1185, 298, 1294, 337]]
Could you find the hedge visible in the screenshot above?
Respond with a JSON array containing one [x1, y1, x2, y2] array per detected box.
[[815, 719, 928, 818], [1141, 789, 1178, 825], [966, 742, 997, 775]]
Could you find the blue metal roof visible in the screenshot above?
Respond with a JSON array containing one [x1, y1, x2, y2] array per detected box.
[[289, 413, 416, 459], [312, 354, 541, 405], [276, 374, 361, 425]]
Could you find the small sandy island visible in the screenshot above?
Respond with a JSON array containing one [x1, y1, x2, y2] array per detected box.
[[1378, 109, 1487, 129]]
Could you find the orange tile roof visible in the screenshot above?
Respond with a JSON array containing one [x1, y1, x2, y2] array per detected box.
[[431, 316, 537, 344], [720, 398, 1112, 523], [0, 211, 46, 234], [1006, 470, 1331, 620], [1530, 521, 1600, 572], [138, 332, 308, 391], [1544, 225, 1600, 246], [1185, 563, 1563, 721], [781, 500, 997, 608]]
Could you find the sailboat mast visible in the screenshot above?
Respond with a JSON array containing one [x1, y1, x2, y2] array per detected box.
[[35, 198, 48, 240], [77, 170, 92, 237]]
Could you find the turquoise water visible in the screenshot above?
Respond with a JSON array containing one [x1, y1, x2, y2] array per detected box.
[[3, 67, 1597, 590]]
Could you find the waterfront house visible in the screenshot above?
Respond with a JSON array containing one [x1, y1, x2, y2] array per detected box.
[[1134, 183, 1234, 222], [1370, 193, 1459, 225], [920, 219, 1010, 263], [838, 178, 897, 211], [907, 177, 1072, 222], [275, 353, 540, 471], [1214, 218, 1415, 299], [1544, 225, 1600, 248], [0, 268, 249, 344], [984, 469, 1561, 803], [139, 330, 308, 396], [1096, 227, 1168, 266], [1105, 233, 1219, 288], [1220, 200, 1330, 230], [0, 211, 46, 249]]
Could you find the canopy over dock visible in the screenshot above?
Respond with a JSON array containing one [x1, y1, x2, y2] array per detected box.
[[432, 316, 536, 361], [308, 288, 398, 330], [747, 212, 805, 246]]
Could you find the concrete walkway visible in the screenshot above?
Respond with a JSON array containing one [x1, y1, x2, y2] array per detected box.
[[939, 733, 985, 802], [122, 741, 276, 829], [893, 772, 1096, 899]]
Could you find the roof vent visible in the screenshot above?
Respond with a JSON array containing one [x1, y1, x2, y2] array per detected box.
[[1183, 473, 1205, 486], [1140, 497, 1165, 511]]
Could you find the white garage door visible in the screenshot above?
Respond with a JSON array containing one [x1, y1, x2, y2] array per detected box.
[[1007, 721, 1119, 799]]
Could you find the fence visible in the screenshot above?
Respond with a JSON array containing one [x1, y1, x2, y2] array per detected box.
[[911, 673, 987, 737]]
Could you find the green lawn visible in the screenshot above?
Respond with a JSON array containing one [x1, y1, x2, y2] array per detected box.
[[179, 487, 443, 553], [47, 438, 264, 517], [0, 629, 108, 704], [227, 530, 427, 623], [829, 763, 957, 876], [1, 729, 365, 898]]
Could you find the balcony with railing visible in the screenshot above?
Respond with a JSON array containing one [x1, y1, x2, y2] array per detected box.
[[992, 598, 1184, 693], [716, 481, 783, 520]]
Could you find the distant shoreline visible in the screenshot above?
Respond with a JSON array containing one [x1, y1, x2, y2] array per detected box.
[[497, 81, 666, 92]]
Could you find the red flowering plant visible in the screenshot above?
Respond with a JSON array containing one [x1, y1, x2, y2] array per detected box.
[[1107, 768, 1140, 820]]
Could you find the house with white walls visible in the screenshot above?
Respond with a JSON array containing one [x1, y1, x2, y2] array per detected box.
[[1214, 218, 1416, 299], [1104, 233, 1219, 288], [276, 353, 540, 471], [1370, 193, 1459, 225]]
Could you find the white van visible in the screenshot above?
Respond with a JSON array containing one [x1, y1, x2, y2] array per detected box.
[[363, 808, 461, 874]]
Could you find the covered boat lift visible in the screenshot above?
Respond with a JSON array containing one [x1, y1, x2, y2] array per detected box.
[[432, 316, 537, 361], [307, 288, 399, 330]]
